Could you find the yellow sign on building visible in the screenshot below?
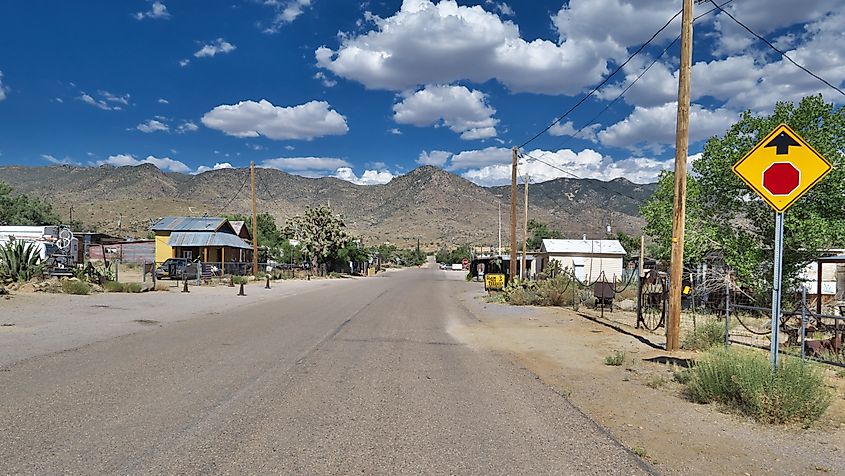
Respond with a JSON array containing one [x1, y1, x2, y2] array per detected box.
[[732, 123, 832, 213], [484, 273, 506, 291]]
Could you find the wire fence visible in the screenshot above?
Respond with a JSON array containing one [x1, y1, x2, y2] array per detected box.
[[565, 265, 845, 368]]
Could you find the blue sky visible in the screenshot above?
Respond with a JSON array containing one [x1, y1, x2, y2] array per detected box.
[[0, 0, 842, 185]]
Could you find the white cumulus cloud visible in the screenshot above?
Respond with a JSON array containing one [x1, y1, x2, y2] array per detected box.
[[0, 70, 7, 101], [98, 154, 190, 173], [134, 1, 170, 20], [260, 157, 351, 176], [598, 102, 737, 153], [263, 0, 313, 33], [177, 121, 198, 133], [460, 148, 675, 186], [417, 150, 452, 167], [447, 146, 511, 171], [393, 85, 498, 140], [315, 0, 680, 95], [194, 162, 233, 174], [136, 119, 169, 133], [202, 99, 348, 141], [194, 38, 236, 58], [334, 167, 394, 185]]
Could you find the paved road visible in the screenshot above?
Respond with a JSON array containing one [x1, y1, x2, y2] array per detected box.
[[0, 269, 651, 475]]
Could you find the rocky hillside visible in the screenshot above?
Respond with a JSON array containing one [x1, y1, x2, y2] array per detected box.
[[0, 164, 656, 248]]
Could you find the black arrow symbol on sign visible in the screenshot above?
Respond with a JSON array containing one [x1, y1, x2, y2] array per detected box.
[[765, 131, 800, 155]]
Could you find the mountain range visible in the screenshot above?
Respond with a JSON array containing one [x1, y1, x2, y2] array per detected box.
[[0, 164, 656, 249]]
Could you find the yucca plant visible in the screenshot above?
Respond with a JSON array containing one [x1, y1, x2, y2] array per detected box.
[[0, 238, 44, 282]]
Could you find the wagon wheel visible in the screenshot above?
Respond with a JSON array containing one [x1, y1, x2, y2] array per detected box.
[[639, 278, 666, 331]]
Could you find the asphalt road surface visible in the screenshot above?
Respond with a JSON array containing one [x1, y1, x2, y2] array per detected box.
[[0, 269, 652, 475]]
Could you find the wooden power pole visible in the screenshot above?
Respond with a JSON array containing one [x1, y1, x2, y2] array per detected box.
[[521, 172, 529, 279], [510, 147, 518, 280], [250, 161, 258, 276], [666, 0, 694, 352]]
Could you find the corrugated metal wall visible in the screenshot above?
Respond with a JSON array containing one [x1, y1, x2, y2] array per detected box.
[[88, 241, 155, 264]]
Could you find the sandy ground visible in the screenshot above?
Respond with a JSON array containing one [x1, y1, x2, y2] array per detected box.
[[0, 276, 368, 368], [448, 277, 845, 476]]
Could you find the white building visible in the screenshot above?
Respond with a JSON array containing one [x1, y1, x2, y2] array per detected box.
[[539, 239, 626, 282]]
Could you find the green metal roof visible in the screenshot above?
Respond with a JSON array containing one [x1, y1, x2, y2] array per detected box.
[[151, 216, 227, 232], [167, 231, 252, 249]]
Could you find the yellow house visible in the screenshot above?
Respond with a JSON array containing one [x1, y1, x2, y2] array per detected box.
[[151, 216, 252, 265]]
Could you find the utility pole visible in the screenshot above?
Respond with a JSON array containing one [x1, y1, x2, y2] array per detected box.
[[510, 147, 518, 280], [497, 200, 502, 255], [666, 0, 694, 352], [251, 161, 258, 276], [639, 235, 646, 278], [521, 172, 529, 279]]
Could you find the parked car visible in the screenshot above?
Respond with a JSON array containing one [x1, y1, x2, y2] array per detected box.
[[155, 258, 199, 280]]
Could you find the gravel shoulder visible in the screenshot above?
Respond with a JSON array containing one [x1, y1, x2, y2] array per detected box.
[[448, 278, 845, 476], [0, 277, 358, 368]]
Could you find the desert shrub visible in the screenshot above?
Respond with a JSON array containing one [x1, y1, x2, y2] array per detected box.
[[123, 282, 143, 293], [605, 350, 625, 366], [232, 275, 248, 285], [682, 320, 725, 351], [673, 367, 692, 384], [686, 347, 831, 425], [154, 281, 171, 291], [0, 239, 44, 282], [506, 287, 542, 306], [102, 280, 125, 292], [536, 276, 573, 306], [645, 375, 669, 389], [61, 279, 91, 295], [329, 271, 343, 279]]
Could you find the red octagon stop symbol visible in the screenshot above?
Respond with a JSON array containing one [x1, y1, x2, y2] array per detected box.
[[763, 162, 800, 196]]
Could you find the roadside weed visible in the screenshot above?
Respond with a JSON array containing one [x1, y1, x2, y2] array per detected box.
[[604, 350, 625, 366], [645, 375, 669, 389], [686, 347, 831, 424], [682, 320, 724, 351], [61, 279, 91, 295]]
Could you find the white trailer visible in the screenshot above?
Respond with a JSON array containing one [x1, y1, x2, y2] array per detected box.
[[0, 226, 78, 275]]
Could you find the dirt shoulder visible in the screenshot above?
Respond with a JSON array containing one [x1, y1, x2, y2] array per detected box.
[[448, 282, 845, 475], [0, 277, 358, 368]]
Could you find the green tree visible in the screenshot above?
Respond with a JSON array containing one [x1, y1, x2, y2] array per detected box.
[[641, 95, 845, 290], [283, 205, 349, 270], [0, 182, 61, 226], [526, 219, 563, 250], [223, 212, 284, 260], [615, 231, 640, 258]]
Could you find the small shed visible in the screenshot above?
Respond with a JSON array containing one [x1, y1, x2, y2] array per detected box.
[[539, 239, 626, 282]]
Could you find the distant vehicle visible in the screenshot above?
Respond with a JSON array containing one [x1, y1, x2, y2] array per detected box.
[[155, 258, 198, 280], [439, 263, 448, 270]]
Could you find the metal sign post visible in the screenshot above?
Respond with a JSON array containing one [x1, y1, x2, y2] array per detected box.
[[770, 212, 784, 369], [733, 123, 833, 371]]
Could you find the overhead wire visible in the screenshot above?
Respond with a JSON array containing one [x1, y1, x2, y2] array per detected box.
[[707, 0, 845, 97], [518, 0, 736, 205], [216, 171, 250, 216], [517, 7, 683, 150]]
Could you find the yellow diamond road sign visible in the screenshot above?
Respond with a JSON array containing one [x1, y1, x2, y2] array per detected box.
[[732, 123, 832, 213]]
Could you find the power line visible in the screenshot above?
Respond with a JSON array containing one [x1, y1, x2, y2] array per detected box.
[[708, 0, 845, 97], [538, 0, 734, 155], [216, 171, 250, 216], [519, 0, 736, 206], [517, 8, 683, 150]]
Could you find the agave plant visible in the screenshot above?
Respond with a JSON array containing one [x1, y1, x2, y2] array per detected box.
[[0, 238, 44, 282]]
